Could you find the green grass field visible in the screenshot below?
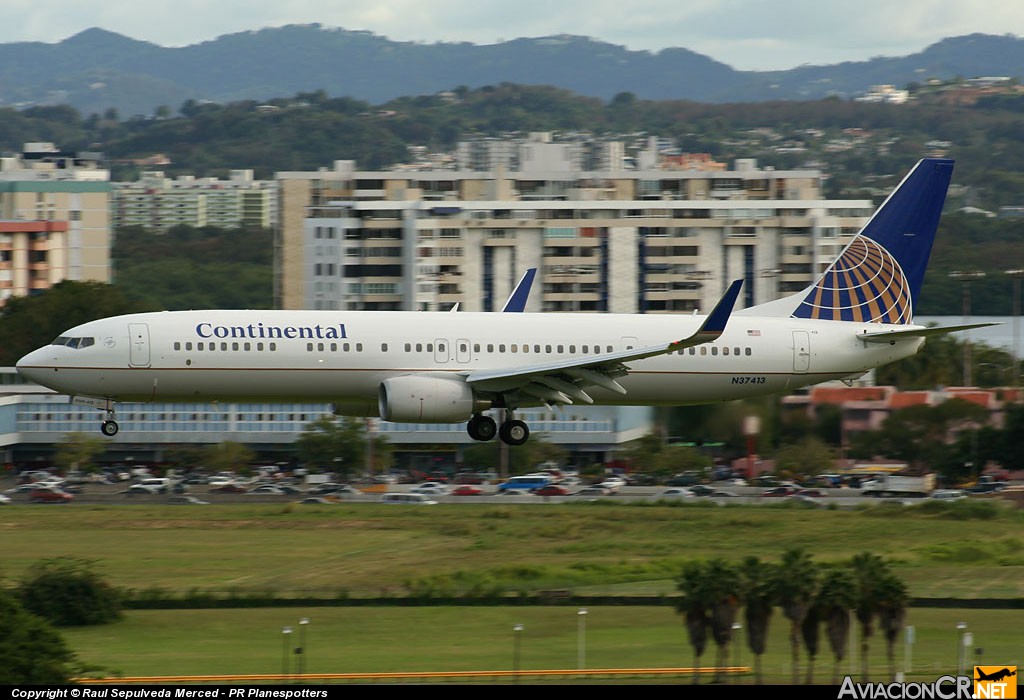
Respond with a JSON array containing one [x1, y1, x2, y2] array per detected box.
[[60, 606, 1022, 684], [2, 499, 1022, 683]]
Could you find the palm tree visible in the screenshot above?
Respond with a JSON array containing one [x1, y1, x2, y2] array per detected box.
[[739, 556, 777, 685], [774, 548, 820, 685], [851, 552, 887, 681], [877, 572, 909, 680], [676, 561, 712, 685], [704, 558, 741, 683], [817, 566, 857, 684], [801, 605, 821, 684]]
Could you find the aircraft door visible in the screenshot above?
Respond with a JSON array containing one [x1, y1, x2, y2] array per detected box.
[[792, 331, 811, 373], [129, 323, 151, 368], [434, 338, 449, 364], [456, 338, 471, 364]]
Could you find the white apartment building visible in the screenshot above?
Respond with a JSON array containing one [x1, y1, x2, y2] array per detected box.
[[112, 169, 276, 233], [277, 135, 874, 315]]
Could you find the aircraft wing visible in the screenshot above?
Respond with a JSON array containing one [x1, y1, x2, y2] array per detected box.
[[465, 280, 743, 404], [857, 321, 1000, 343]]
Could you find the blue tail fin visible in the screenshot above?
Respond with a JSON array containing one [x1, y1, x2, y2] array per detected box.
[[792, 158, 954, 324]]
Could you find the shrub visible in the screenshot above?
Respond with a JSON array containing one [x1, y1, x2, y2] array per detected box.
[[18, 558, 122, 626]]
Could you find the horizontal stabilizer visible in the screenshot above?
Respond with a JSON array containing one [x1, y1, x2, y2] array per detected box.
[[857, 322, 1000, 343]]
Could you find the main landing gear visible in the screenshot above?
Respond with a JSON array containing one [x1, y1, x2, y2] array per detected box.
[[467, 410, 530, 446]]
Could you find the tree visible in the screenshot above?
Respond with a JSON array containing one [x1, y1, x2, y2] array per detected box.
[[739, 556, 776, 685], [703, 559, 741, 684], [18, 558, 122, 627], [876, 571, 909, 680], [295, 416, 392, 478], [773, 548, 819, 685], [801, 604, 821, 684], [203, 441, 256, 476], [816, 566, 856, 684], [53, 433, 108, 473], [0, 281, 157, 365], [676, 561, 712, 685], [773, 437, 834, 481], [850, 552, 896, 681], [0, 591, 76, 683]]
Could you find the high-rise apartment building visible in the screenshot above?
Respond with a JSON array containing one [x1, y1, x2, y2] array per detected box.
[[276, 134, 874, 314], [111, 169, 275, 233], [0, 142, 112, 304]]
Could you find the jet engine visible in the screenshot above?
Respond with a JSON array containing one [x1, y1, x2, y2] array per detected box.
[[378, 375, 489, 422]]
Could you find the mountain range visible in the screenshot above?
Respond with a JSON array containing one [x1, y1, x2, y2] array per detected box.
[[2, 25, 1024, 116]]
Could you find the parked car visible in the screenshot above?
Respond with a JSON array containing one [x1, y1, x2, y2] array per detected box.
[[929, 489, 967, 501], [534, 484, 571, 497], [666, 473, 701, 487], [167, 495, 209, 505], [245, 485, 289, 495], [210, 483, 247, 493], [411, 485, 450, 496], [379, 493, 437, 505], [494, 489, 535, 497], [451, 485, 483, 496], [795, 488, 828, 498], [572, 486, 613, 498], [761, 486, 798, 497], [30, 487, 73, 503], [0, 494, 11, 505], [651, 487, 695, 499], [128, 478, 173, 495], [299, 497, 339, 505]]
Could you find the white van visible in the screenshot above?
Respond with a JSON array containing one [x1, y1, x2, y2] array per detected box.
[[380, 493, 438, 505]]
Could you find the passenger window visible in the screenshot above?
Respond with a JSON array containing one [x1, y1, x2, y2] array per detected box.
[[438, 343, 445, 353], [232, 342, 239, 351], [745, 348, 752, 356], [557, 345, 564, 353], [545, 345, 552, 353], [174, 342, 181, 351], [511, 344, 517, 353], [270, 343, 277, 351], [712, 347, 718, 356], [186, 342, 193, 351], [317, 343, 324, 352], [404, 343, 411, 352], [244, 343, 251, 351], [723, 347, 730, 356], [498, 344, 505, 353], [474, 343, 481, 353], [381, 343, 388, 352], [569, 345, 576, 353], [487, 344, 494, 353], [356, 343, 363, 351], [416, 343, 423, 352], [306, 343, 314, 352], [220, 342, 228, 351], [330, 343, 337, 352], [700, 347, 707, 356], [343, 343, 350, 351], [257, 343, 264, 351]]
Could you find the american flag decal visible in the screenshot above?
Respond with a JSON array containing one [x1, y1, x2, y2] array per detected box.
[[747, 329, 761, 336], [792, 236, 912, 323]]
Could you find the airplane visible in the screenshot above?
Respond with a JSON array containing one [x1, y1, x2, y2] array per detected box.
[[16, 158, 993, 445], [975, 668, 1016, 682]]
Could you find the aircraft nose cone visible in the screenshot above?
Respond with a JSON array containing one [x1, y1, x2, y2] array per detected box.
[[15, 347, 53, 385]]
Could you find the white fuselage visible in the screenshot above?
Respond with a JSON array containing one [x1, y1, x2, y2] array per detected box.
[[16, 309, 924, 419]]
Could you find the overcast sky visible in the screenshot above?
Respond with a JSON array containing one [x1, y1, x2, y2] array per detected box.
[[1, 0, 1022, 71]]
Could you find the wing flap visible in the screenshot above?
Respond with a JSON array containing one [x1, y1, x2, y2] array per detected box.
[[466, 279, 743, 400]]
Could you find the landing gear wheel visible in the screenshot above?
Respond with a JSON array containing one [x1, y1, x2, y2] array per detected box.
[[499, 419, 530, 446], [467, 415, 497, 441], [101, 420, 119, 437]]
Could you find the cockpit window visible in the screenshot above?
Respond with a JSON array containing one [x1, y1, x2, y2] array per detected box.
[[51, 336, 95, 349]]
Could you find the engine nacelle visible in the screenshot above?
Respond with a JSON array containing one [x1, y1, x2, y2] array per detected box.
[[378, 375, 487, 422]]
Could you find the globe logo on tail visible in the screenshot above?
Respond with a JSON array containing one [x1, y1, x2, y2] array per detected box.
[[793, 236, 912, 324]]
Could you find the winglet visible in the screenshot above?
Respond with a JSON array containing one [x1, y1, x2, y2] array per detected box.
[[694, 279, 743, 339], [501, 268, 536, 312]]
